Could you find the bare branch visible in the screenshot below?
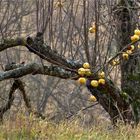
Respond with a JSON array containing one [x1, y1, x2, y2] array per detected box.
[[0, 36, 82, 70], [0, 63, 77, 81], [0, 38, 26, 51], [0, 79, 19, 121]]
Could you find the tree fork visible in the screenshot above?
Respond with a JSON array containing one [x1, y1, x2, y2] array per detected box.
[[86, 79, 133, 125]]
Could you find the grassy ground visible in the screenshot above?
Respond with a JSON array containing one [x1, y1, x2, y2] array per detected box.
[[0, 114, 139, 140]]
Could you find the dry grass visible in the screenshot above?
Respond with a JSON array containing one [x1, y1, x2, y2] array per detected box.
[[0, 113, 139, 140]]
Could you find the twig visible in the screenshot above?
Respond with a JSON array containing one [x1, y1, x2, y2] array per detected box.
[[65, 102, 99, 120]]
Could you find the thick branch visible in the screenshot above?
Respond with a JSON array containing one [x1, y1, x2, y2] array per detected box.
[[87, 79, 133, 124], [0, 37, 81, 70], [0, 63, 77, 81], [0, 38, 26, 51]]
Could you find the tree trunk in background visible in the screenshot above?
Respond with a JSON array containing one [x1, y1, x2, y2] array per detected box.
[[116, 0, 140, 124], [87, 0, 140, 126]]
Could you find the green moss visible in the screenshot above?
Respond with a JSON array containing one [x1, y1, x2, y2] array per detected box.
[[127, 73, 140, 82]]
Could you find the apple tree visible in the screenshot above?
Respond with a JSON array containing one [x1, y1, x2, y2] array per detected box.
[[0, 0, 140, 126]]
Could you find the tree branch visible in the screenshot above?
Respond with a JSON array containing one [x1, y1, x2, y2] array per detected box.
[[0, 38, 26, 51], [0, 63, 77, 81], [0, 36, 82, 70]]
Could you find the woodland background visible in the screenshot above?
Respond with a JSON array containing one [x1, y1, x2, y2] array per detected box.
[[0, 0, 140, 139]]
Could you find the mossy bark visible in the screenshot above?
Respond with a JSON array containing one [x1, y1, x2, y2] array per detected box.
[[116, 0, 140, 124]]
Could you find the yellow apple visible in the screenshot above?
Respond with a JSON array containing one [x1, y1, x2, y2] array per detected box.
[[83, 62, 90, 69], [85, 69, 91, 76], [126, 50, 132, 55], [78, 77, 86, 84], [78, 68, 85, 76], [89, 95, 97, 102], [89, 27, 96, 33], [130, 45, 135, 51], [131, 35, 139, 42], [134, 29, 140, 36], [111, 60, 120, 66], [98, 71, 105, 78], [91, 80, 98, 87], [98, 79, 105, 85], [122, 52, 129, 60]]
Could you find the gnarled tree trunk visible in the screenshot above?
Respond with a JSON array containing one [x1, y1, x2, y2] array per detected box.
[[87, 0, 140, 126]]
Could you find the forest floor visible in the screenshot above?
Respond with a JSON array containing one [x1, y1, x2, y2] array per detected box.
[[0, 113, 139, 140]]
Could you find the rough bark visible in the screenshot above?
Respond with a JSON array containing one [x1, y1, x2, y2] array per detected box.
[[1, 63, 77, 81]]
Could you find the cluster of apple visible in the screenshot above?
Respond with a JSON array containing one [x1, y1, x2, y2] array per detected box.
[[111, 59, 120, 66], [77, 63, 106, 102], [121, 28, 140, 60], [122, 45, 135, 60], [77, 63, 106, 87], [131, 29, 140, 42], [81, 29, 140, 101], [111, 29, 140, 66]]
